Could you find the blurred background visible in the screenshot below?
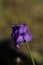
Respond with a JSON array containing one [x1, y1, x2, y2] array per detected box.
[[0, 0, 43, 65]]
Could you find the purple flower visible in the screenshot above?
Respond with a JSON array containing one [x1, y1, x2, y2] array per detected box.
[[11, 24, 32, 48]]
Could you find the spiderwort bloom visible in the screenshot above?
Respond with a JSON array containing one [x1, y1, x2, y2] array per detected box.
[[11, 24, 32, 48]]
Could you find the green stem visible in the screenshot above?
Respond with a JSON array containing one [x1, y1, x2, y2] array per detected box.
[[25, 42, 35, 65]]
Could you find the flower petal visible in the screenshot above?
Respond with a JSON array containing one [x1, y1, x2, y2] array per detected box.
[[24, 33, 32, 42], [19, 24, 29, 34], [12, 24, 20, 33], [17, 35, 24, 42]]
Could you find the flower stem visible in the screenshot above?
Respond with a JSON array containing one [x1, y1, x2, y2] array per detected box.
[[25, 42, 35, 65]]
